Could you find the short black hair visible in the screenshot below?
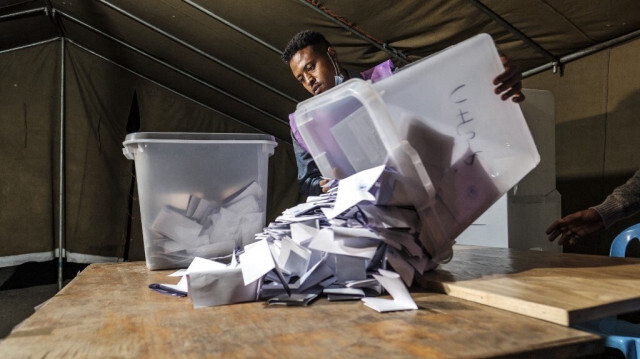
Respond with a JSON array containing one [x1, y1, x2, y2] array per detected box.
[[282, 30, 331, 64]]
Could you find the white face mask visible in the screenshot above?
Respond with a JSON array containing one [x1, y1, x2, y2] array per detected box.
[[327, 52, 344, 86]]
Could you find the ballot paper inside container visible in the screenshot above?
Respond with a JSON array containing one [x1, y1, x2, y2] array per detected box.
[[330, 105, 388, 174], [187, 266, 259, 308], [151, 207, 203, 247]]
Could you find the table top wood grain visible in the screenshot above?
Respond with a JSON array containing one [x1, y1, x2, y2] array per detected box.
[[0, 260, 601, 358], [416, 245, 640, 326]]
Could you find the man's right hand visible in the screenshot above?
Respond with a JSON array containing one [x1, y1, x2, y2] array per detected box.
[[319, 179, 330, 193], [494, 55, 525, 103], [545, 208, 605, 245]]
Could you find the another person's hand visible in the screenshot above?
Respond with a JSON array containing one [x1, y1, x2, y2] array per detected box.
[[545, 208, 605, 245], [493, 55, 525, 103]]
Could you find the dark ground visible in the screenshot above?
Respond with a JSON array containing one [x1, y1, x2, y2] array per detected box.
[[0, 260, 88, 339]]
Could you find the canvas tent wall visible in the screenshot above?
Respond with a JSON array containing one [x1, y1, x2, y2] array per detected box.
[[0, 38, 299, 266], [1, 0, 639, 270], [524, 37, 640, 256]]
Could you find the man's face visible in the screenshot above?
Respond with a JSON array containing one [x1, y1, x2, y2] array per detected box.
[[289, 45, 336, 96]]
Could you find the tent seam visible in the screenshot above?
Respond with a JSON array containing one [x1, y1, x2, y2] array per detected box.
[[538, 0, 597, 43]]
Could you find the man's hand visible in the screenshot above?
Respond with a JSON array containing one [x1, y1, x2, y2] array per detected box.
[[545, 208, 605, 245], [319, 179, 330, 193], [493, 55, 525, 103]]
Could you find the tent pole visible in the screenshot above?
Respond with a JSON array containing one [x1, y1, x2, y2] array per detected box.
[[524, 28, 640, 78], [0, 7, 47, 22], [65, 39, 291, 144], [464, 0, 559, 65], [0, 37, 60, 55], [96, 0, 297, 103], [58, 37, 66, 291], [54, 10, 289, 127], [182, 0, 282, 56]]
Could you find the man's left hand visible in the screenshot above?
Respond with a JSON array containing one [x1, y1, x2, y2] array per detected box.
[[493, 55, 525, 103], [545, 208, 604, 245]]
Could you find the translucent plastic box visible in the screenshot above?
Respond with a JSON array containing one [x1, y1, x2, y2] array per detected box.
[[294, 34, 539, 263], [123, 132, 277, 270]]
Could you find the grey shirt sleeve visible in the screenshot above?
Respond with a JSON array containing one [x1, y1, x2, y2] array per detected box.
[[592, 169, 640, 228], [292, 133, 323, 196]]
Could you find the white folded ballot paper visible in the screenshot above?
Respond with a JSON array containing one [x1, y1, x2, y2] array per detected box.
[[188, 266, 259, 308], [152, 257, 226, 297], [361, 269, 418, 312], [154, 257, 261, 308], [239, 239, 277, 286]]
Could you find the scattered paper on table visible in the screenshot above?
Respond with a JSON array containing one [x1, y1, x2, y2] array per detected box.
[[188, 266, 259, 308], [362, 269, 418, 312]]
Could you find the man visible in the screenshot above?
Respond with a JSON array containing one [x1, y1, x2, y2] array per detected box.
[[282, 30, 526, 196], [546, 169, 640, 245]]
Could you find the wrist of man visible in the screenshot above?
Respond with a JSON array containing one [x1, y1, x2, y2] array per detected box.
[[308, 177, 324, 196], [590, 203, 619, 229]]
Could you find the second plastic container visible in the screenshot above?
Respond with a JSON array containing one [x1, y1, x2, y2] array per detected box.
[[123, 132, 277, 270]]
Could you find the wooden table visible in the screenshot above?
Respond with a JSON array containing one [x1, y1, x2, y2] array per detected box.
[[416, 245, 640, 326], [0, 261, 601, 358]]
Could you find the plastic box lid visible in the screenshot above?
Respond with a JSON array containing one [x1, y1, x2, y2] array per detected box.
[[124, 132, 275, 142], [123, 132, 276, 160]]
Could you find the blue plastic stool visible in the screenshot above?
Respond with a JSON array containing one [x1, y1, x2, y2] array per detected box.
[[610, 223, 640, 258], [574, 223, 640, 358], [575, 317, 640, 358]]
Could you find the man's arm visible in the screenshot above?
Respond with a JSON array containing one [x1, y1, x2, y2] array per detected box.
[[592, 169, 640, 228], [546, 169, 640, 245], [292, 134, 325, 196]]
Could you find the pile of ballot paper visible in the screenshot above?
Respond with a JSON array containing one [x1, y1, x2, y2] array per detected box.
[[146, 181, 265, 269], [156, 165, 447, 312]]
